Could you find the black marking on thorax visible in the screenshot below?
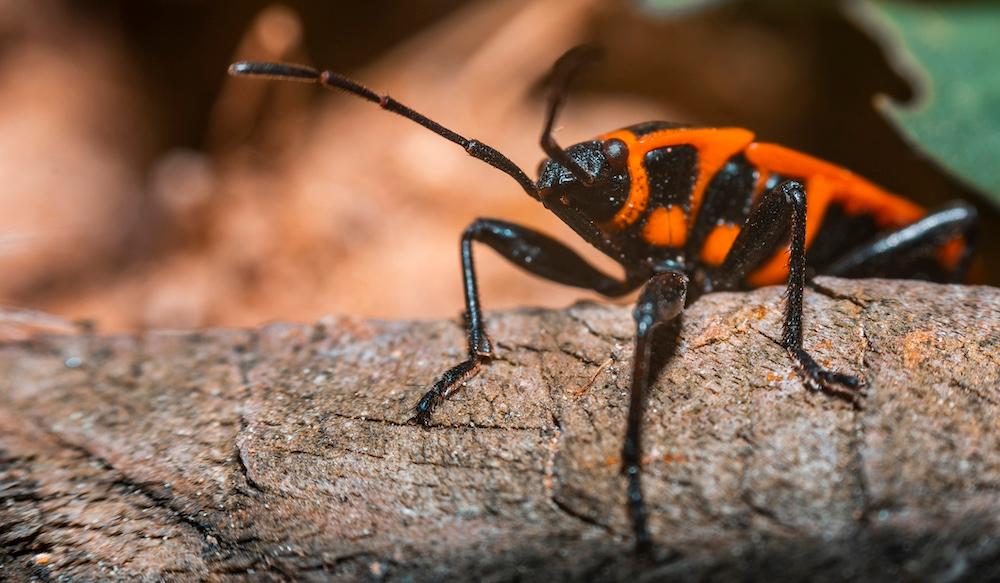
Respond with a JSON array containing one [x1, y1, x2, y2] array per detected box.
[[687, 152, 758, 257], [606, 145, 698, 270], [643, 145, 698, 210]]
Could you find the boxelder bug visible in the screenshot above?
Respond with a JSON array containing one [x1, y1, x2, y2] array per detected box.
[[229, 46, 977, 554]]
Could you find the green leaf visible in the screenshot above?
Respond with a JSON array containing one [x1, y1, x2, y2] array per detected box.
[[852, 0, 1000, 208], [635, 0, 729, 15]]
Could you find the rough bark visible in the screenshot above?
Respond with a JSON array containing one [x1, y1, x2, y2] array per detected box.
[[1, 277, 998, 582]]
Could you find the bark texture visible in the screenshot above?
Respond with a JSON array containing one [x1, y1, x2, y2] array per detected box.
[[1, 277, 998, 582]]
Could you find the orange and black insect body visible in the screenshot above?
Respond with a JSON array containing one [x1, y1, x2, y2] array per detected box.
[[229, 47, 978, 556]]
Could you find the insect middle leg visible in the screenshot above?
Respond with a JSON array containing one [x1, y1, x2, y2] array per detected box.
[[714, 180, 864, 401], [413, 218, 640, 425]]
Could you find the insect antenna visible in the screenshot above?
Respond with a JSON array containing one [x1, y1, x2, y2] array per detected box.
[[228, 61, 539, 199], [539, 45, 604, 186]]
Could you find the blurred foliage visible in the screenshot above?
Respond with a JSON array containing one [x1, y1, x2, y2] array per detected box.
[[0, 0, 996, 333], [639, 0, 1000, 209], [637, 0, 729, 15], [854, 0, 1000, 209]]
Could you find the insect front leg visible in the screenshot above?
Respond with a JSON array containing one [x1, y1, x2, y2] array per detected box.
[[413, 218, 640, 425], [623, 271, 688, 556], [715, 180, 864, 403]]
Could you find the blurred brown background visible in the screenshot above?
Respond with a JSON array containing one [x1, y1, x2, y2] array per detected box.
[[1, 0, 995, 333]]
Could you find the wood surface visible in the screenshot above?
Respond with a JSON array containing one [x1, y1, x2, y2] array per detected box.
[[1, 278, 998, 581]]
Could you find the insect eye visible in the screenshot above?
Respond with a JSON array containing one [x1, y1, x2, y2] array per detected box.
[[602, 138, 629, 172]]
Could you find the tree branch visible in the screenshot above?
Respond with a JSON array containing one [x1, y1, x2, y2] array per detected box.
[[1, 277, 998, 581]]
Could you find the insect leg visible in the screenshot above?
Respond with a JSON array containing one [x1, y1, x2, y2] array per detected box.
[[715, 180, 863, 403], [823, 201, 978, 281], [413, 218, 641, 425], [623, 271, 687, 555]]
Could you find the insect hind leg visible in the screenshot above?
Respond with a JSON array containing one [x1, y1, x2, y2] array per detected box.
[[823, 201, 978, 282]]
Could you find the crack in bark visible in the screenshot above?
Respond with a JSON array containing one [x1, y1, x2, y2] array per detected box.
[[851, 307, 875, 524], [407, 458, 511, 473], [550, 494, 615, 534], [952, 378, 1000, 407], [543, 413, 562, 500], [17, 417, 242, 561], [567, 308, 632, 343], [495, 341, 546, 355], [0, 426, 227, 578], [338, 446, 387, 461], [0, 454, 55, 563], [558, 345, 604, 367], [328, 411, 541, 433], [290, 551, 392, 577], [734, 422, 769, 534], [740, 492, 804, 535], [543, 409, 615, 535], [808, 279, 870, 309], [234, 330, 261, 392], [235, 422, 266, 496]]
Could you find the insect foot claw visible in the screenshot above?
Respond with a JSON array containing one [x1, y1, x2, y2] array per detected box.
[[475, 333, 494, 357], [409, 357, 483, 427], [819, 369, 866, 390], [409, 409, 433, 427], [789, 348, 867, 407], [410, 384, 444, 427]]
